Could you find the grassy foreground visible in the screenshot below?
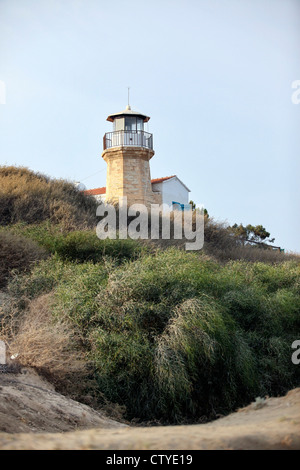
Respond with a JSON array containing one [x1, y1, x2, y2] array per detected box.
[[0, 167, 299, 424]]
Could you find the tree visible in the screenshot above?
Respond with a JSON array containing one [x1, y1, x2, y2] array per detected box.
[[203, 208, 209, 218], [229, 223, 275, 246], [189, 201, 209, 218], [189, 200, 196, 211]]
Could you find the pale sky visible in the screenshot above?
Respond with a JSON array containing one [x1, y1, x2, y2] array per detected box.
[[0, 0, 299, 252]]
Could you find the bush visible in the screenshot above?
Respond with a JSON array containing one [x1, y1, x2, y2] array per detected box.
[[154, 298, 257, 420], [6, 255, 109, 308], [0, 166, 98, 229], [3, 167, 298, 424], [1, 294, 85, 375], [0, 293, 117, 412], [4, 246, 300, 423], [36, 249, 299, 422], [0, 231, 48, 288], [203, 218, 298, 264], [5, 222, 147, 264]]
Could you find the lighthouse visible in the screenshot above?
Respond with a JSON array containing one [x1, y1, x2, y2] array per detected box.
[[102, 105, 162, 207]]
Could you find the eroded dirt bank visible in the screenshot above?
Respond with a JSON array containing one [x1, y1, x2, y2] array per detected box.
[[0, 367, 126, 434], [0, 368, 299, 450]]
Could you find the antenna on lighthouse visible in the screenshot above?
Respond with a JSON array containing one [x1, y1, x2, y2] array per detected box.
[[127, 86, 131, 109]]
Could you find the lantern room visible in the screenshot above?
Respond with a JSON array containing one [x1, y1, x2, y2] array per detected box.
[[103, 105, 153, 150]]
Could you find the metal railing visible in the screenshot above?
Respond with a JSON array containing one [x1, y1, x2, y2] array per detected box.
[[103, 130, 153, 150]]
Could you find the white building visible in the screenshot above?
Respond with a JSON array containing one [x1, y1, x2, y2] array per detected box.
[[151, 175, 191, 210], [83, 175, 191, 210]]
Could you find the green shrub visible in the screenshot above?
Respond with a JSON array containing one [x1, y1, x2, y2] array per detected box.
[[3, 168, 299, 424], [5, 222, 146, 264], [7, 255, 109, 305], [249, 261, 300, 292], [202, 217, 299, 264], [51, 261, 109, 331], [90, 329, 155, 419], [0, 231, 48, 288], [153, 298, 257, 420], [6, 247, 300, 423], [222, 262, 300, 336]]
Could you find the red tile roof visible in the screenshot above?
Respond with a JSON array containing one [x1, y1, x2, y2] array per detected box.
[[83, 187, 106, 195], [151, 175, 176, 184], [83, 177, 176, 196]]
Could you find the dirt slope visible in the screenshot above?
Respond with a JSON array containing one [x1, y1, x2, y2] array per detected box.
[[0, 368, 299, 450], [0, 367, 126, 434]]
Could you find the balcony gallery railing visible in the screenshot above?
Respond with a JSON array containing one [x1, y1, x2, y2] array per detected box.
[[103, 130, 153, 150]]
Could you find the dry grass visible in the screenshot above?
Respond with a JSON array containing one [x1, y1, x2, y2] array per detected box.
[[0, 294, 94, 405], [1, 294, 86, 377], [0, 166, 99, 229], [0, 231, 48, 288], [140, 214, 298, 264], [0, 293, 125, 418]]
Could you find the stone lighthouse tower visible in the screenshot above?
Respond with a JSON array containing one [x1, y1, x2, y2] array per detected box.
[[102, 105, 161, 207]]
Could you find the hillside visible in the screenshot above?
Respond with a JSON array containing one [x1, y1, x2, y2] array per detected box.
[[0, 166, 299, 449], [0, 166, 98, 229], [0, 367, 127, 434]]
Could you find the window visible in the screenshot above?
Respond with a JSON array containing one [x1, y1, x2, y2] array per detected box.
[[124, 116, 144, 132], [113, 117, 124, 131], [137, 118, 144, 130], [125, 116, 136, 131]]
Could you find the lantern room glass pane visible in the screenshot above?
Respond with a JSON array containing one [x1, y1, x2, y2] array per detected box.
[[137, 118, 144, 131], [125, 116, 136, 131], [113, 117, 124, 131]]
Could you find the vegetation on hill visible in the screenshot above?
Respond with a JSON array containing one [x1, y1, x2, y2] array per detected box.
[[0, 167, 299, 424], [0, 166, 98, 229], [0, 231, 48, 288], [228, 223, 275, 245], [3, 249, 300, 423]]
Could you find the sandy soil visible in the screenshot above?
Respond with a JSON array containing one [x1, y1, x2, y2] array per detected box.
[[0, 367, 127, 434], [0, 367, 299, 450]]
